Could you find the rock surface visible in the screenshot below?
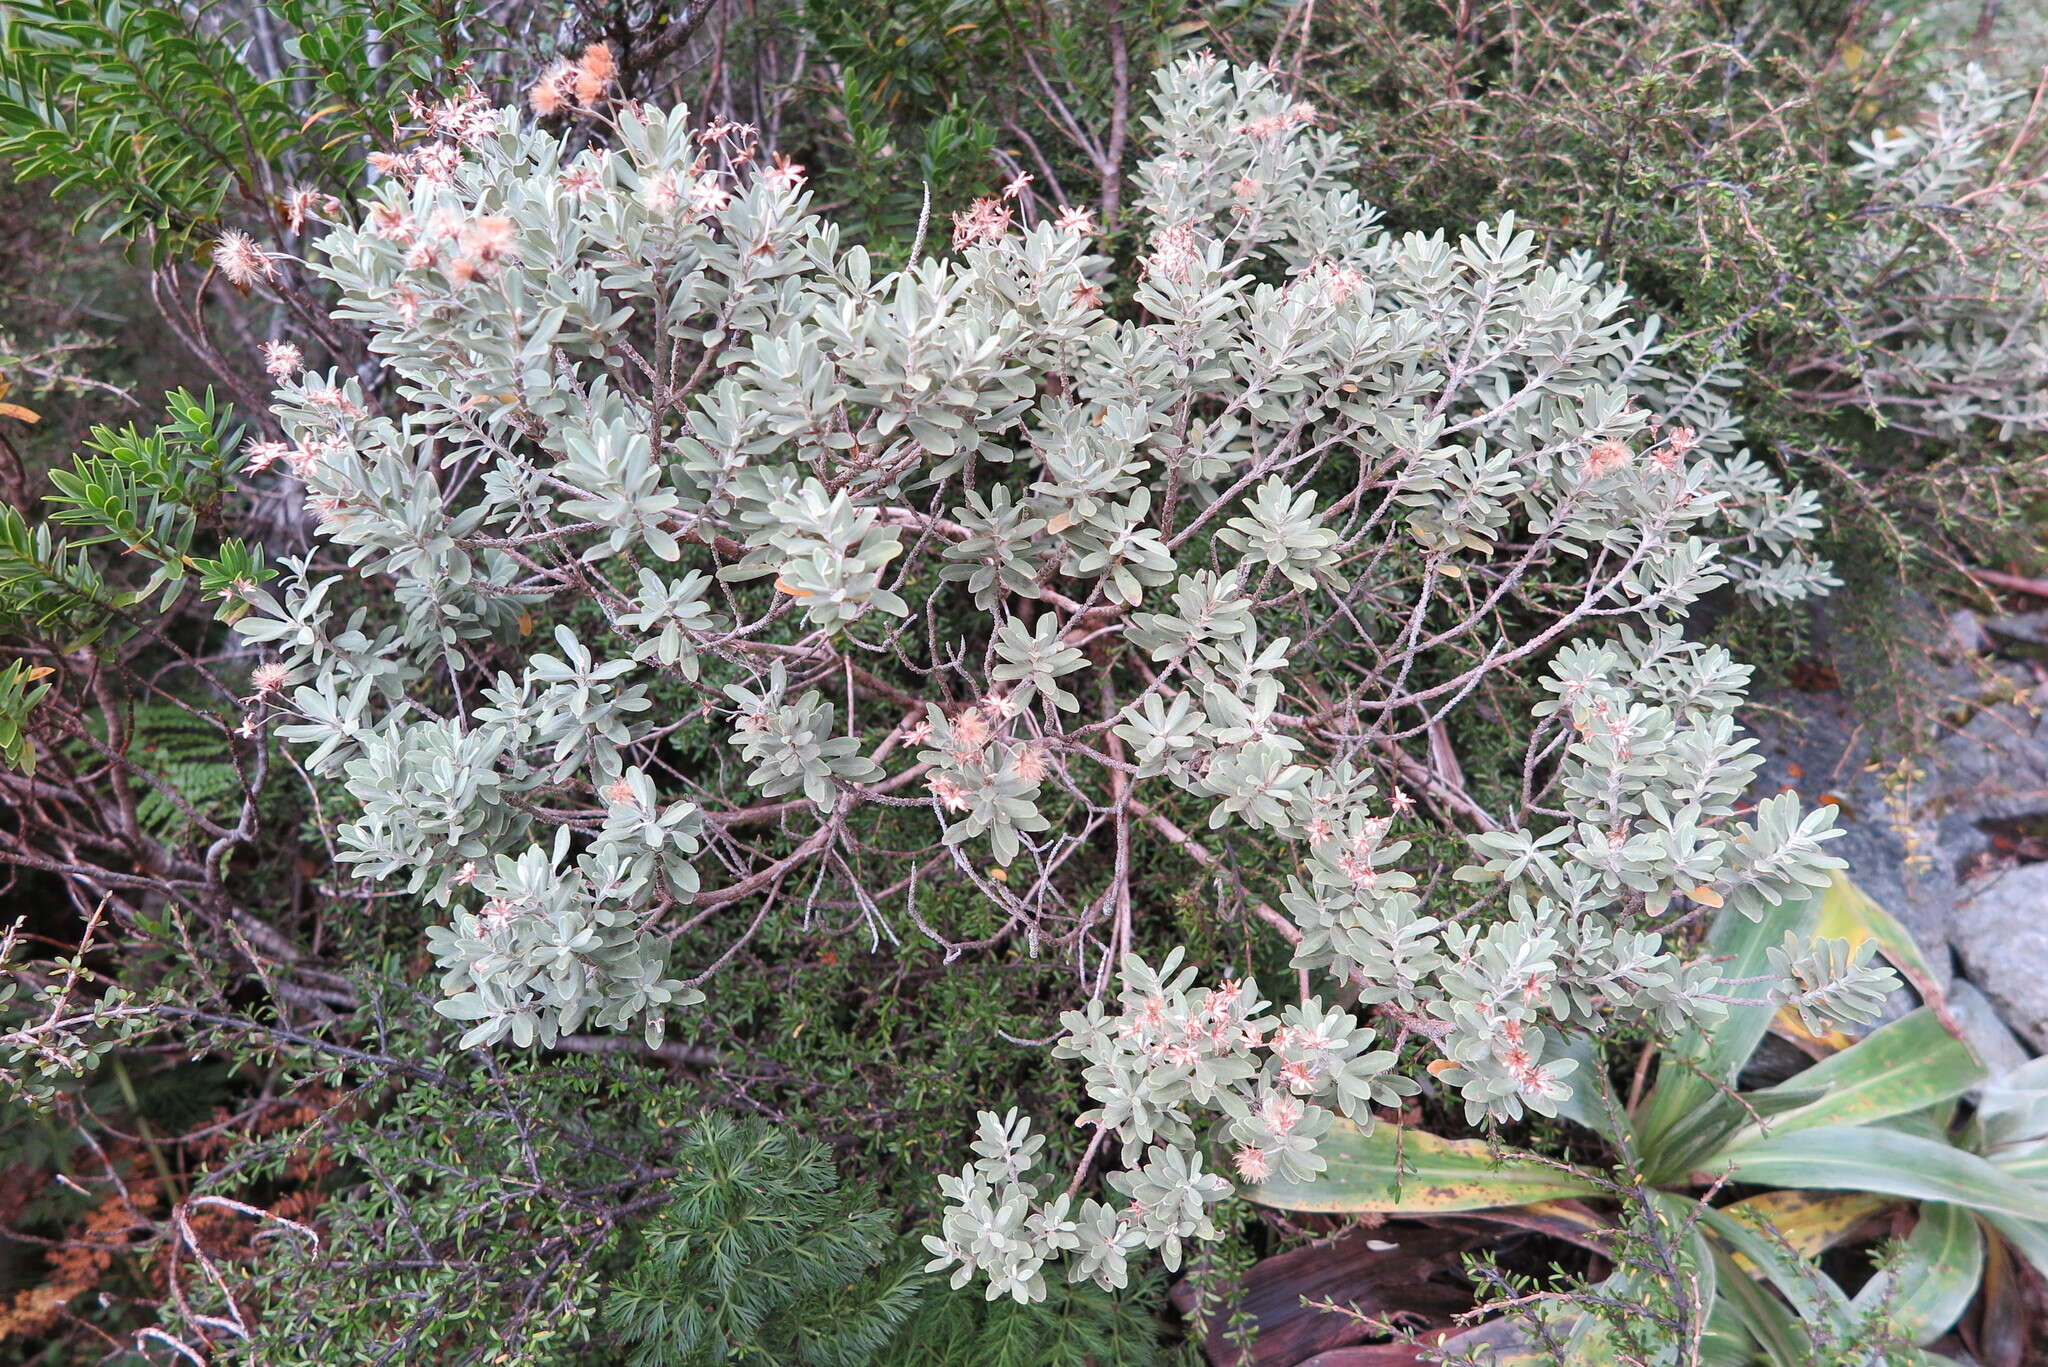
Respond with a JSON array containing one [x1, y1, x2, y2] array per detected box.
[[1951, 864, 2048, 1052], [1743, 594, 2048, 1012], [1946, 976, 2034, 1080], [1718, 580, 2048, 1067]]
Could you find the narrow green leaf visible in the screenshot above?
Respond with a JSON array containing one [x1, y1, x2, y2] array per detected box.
[[1726, 1008, 1983, 1144], [1851, 1203, 1982, 1346], [1703, 1126, 2048, 1224], [1245, 1119, 1600, 1214], [1635, 889, 1820, 1171]]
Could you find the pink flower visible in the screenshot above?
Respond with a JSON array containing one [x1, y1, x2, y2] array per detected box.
[[1519, 1064, 1572, 1105], [1310, 262, 1367, 304], [1143, 222, 1200, 284], [1279, 1057, 1321, 1092], [460, 215, 516, 265], [244, 440, 288, 473], [1232, 1145, 1272, 1183], [1240, 112, 1290, 141], [950, 197, 1012, 251], [559, 161, 604, 200], [280, 187, 338, 234], [1583, 439, 1632, 479], [1654, 424, 1700, 471], [1258, 1092, 1304, 1136], [369, 201, 417, 243], [1001, 172, 1034, 200], [604, 777, 638, 806], [687, 174, 731, 216], [250, 662, 289, 693], [1053, 204, 1095, 235], [214, 230, 275, 287], [927, 775, 972, 813], [1336, 850, 1379, 889], [261, 340, 303, 379], [412, 143, 463, 184], [952, 707, 991, 750], [572, 42, 615, 106], [642, 173, 683, 214], [763, 154, 806, 192], [1132, 994, 1169, 1033], [1202, 980, 1246, 1019], [453, 861, 480, 886], [1011, 745, 1048, 784]]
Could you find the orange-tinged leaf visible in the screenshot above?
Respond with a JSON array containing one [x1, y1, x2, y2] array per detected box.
[[1689, 885, 1725, 908], [300, 101, 352, 133], [1769, 1004, 1853, 1057], [1725, 1189, 1890, 1261], [0, 402, 41, 424]]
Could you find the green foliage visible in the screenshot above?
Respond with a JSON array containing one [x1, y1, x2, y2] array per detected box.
[[878, 1269, 1171, 1367], [201, 1007, 661, 1366], [0, 0, 490, 255], [0, 388, 252, 645], [0, 660, 51, 772], [1298, 0, 2048, 582], [0, 0, 298, 249], [115, 701, 244, 840], [1252, 875, 2021, 1365], [602, 1113, 923, 1367]]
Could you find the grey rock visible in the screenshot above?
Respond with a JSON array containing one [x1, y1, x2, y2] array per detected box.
[[1952, 863, 2048, 1052], [1984, 610, 2048, 656], [1946, 976, 2035, 1080], [1947, 608, 1993, 656]]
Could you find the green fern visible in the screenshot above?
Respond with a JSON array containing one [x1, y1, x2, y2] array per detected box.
[[876, 1272, 1170, 1367], [116, 702, 243, 842], [602, 1113, 925, 1367]]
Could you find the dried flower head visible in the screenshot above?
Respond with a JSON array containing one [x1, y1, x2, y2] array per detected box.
[[1143, 221, 1201, 284], [214, 230, 275, 287], [1583, 439, 1633, 479], [260, 340, 303, 379], [529, 60, 574, 116], [572, 43, 616, 106]]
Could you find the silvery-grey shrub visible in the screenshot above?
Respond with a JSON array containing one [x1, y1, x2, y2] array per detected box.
[[232, 55, 1886, 1300], [1838, 63, 2048, 434]]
